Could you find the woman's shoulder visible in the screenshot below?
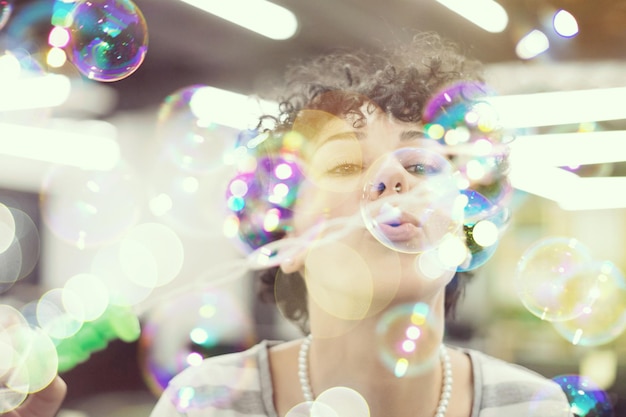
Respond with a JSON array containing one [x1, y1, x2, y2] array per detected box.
[[150, 340, 281, 417], [460, 347, 573, 416]]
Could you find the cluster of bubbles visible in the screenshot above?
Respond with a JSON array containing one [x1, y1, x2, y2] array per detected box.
[[515, 236, 626, 347]]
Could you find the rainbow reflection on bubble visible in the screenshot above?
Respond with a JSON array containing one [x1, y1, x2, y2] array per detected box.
[[63, 0, 148, 82], [139, 288, 255, 396], [515, 237, 598, 322], [457, 189, 509, 272], [552, 375, 614, 417], [375, 302, 441, 377], [552, 261, 626, 346], [224, 129, 305, 252]]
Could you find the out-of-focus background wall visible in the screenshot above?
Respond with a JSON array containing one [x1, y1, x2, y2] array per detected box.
[[1, 0, 625, 415]]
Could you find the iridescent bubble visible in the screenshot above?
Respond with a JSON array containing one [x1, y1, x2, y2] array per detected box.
[[63, 0, 148, 82], [0, 1, 13, 31], [552, 261, 626, 346], [515, 237, 597, 322], [225, 130, 306, 252], [456, 189, 509, 272], [375, 303, 441, 377], [40, 163, 142, 249], [360, 147, 463, 254], [138, 287, 256, 396], [155, 85, 239, 175], [551, 374, 614, 417]]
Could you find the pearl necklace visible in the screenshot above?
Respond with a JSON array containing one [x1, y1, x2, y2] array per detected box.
[[298, 334, 453, 417]]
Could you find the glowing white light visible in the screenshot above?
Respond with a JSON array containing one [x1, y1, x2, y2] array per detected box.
[[472, 220, 498, 247], [0, 121, 120, 170], [190, 328, 209, 344], [515, 29, 550, 60], [179, 0, 298, 40], [181, 177, 199, 193], [46, 47, 67, 68], [48, 26, 70, 47], [553, 9, 579, 38], [189, 86, 279, 129], [436, 0, 508, 33], [487, 87, 626, 129], [149, 193, 173, 216], [0, 73, 71, 111], [438, 234, 468, 268]]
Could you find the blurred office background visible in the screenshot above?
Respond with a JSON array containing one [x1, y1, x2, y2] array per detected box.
[[1, 0, 625, 415]]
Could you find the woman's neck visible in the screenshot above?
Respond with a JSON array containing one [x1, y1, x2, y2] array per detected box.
[[305, 293, 447, 417]]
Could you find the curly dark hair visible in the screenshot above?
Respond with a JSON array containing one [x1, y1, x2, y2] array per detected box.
[[252, 32, 487, 334]]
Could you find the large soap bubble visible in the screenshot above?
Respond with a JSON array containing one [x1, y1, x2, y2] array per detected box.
[[63, 0, 148, 82]]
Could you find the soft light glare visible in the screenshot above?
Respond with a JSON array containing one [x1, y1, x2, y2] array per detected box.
[[553, 9, 579, 38], [179, 0, 298, 40], [516, 29, 550, 60], [0, 73, 71, 111], [189, 86, 278, 129], [436, 0, 508, 33], [487, 87, 626, 129], [48, 26, 70, 48], [46, 47, 67, 68], [0, 121, 120, 170]]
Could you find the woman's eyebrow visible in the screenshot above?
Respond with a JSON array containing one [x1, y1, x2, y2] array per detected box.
[[400, 130, 426, 141]]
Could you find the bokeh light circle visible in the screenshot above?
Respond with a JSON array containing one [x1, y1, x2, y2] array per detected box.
[[515, 237, 597, 321], [375, 302, 441, 377], [63, 0, 148, 82], [360, 147, 463, 254], [40, 163, 142, 249], [552, 261, 626, 346]]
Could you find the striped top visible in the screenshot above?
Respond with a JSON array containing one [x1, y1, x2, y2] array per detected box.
[[149, 340, 573, 417]]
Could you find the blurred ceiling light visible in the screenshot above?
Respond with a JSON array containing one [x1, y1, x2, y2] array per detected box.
[[0, 73, 71, 111], [487, 87, 626, 128], [515, 29, 549, 60], [509, 130, 626, 167], [558, 177, 626, 210], [0, 121, 120, 171], [179, 0, 298, 40], [435, 0, 508, 33], [46, 47, 67, 68], [189, 86, 279, 129], [553, 9, 579, 38]]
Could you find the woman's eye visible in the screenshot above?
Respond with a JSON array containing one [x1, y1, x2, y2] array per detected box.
[[328, 163, 362, 176], [405, 163, 439, 175]]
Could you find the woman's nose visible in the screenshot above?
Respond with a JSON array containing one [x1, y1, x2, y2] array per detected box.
[[366, 157, 414, 200]]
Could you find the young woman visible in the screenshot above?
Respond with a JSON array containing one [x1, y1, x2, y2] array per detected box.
[[149, 33, 573, 417]]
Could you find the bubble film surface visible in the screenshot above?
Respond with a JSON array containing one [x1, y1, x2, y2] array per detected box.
[[515, 237, 597, 321], [63, 0, 148, 82], [375, 302, 441, 377], [552, 374, 614, 417], [552, 261, 626, 346]]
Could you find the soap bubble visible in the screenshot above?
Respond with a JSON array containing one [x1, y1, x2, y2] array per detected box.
[[552, 261, 626, 346], [139, 287, 255, 395], [360, 147, 463, 254], [375, 302, 441, 377], [63, 0, 148, 82], [552, 374, 614, 417], [515, 237, 597, 321]]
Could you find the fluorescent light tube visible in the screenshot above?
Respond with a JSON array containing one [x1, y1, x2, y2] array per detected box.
[[0, 73, 71, 111], [0, 121, 120, 171], [488, 87, 626, 129], [509, 130, 626, 167], [436, 0, 508, 33], [179, 0, 298, 40]]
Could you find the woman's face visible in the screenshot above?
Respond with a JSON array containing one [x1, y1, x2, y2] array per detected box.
[[282, 106, 459, 320]]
